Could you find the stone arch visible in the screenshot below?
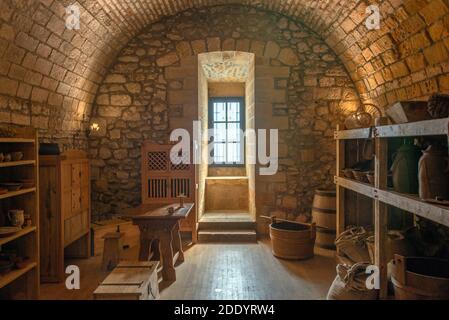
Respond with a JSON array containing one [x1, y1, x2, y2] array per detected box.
[[89, 6, 359, 219], [2, 1, 449, 141]]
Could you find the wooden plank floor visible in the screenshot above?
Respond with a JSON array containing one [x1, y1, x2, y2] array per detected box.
[[40, 239, 336, 300]]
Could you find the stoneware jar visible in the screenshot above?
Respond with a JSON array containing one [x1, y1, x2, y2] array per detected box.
[[391, 139, 421, 194], [418, 145, 449, 200]]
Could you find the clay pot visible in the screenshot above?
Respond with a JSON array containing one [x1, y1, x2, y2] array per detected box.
[[391, 139, 421, 194], [418, 145, 449, 200]]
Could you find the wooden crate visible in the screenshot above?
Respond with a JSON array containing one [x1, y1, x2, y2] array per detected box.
[[93, 261, 160, 300]]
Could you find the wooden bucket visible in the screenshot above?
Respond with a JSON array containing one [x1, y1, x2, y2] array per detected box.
[[391, 255, 449, 300], [315, 227, 336, 250], [312, 189, 336, 230], [269, 221, 316, 260]]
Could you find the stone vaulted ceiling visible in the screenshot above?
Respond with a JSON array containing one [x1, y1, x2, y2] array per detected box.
[[1, 0, 449, 131]]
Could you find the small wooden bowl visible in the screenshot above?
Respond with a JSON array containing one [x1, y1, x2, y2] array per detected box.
[[11, 152, 24, 161], [352, 170, 368, 183], [366, 172, 375, 185], [18, 179, 34, 189], [341, 169, 354, 179]]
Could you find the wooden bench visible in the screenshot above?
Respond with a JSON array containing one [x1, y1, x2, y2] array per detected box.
[[93, 261, 160, 300]]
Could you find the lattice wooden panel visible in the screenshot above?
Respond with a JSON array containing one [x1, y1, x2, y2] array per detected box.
[[148, 178, 168, 199], [170, 152, 191, 171], [170, 178, 191, 198], [147, 151, 168, 171], [141, 142, 196, 236], [141, 142, 194, 204]]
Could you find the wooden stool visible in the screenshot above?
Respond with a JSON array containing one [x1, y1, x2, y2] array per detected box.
[[102, 232, 124, 271]]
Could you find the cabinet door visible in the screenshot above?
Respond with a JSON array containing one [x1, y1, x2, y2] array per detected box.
[[61, 163, 72, 220], [80, 162, 89, 212], [71, 163, 82, 216], [80, 161, 90, 232]]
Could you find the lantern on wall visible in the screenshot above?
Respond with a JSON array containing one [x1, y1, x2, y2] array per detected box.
[[344, 103, 381, 129]]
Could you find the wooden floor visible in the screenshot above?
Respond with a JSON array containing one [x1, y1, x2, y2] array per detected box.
[[40, 238, 336, 300]]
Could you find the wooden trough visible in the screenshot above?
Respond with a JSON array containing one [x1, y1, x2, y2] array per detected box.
[[391, 255, 449, 300], [263, 216, 316, 260]]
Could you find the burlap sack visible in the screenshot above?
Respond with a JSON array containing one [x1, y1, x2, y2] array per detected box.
[[327, 263, 379, 300]]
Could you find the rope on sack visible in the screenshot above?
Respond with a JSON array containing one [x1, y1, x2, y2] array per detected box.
[[335, 226, 373, 264], [335, 226, 372, 247], [337, 262, 372, 292]]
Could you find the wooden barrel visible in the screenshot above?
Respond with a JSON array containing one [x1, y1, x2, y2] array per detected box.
[[315, 227, 336, 250], [391, 255, 449, 300], [312, 189, 336, 230], [269, 221, 316, 260]]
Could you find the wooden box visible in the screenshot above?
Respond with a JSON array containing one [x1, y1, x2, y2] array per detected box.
[[93, 261, 160, 300], [39, 150, 91, 283]]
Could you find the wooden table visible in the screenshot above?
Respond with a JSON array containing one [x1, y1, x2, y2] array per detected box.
[[123, 203, 194, 282]]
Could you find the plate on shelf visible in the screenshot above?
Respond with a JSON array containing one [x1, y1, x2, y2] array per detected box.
[[0, 226, 21, 237], [0, 260, 14, 275], [0, 183, 23, 191]]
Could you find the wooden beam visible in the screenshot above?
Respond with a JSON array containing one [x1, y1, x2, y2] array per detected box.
[[376, 118, 448, 138], [335, 124, 346, 237], [334, 127, 372, 140], [334, 118, 449, 140], [374, 117, 388, 300], [334, 176, 375, 199], [376, 190, 449, 228]]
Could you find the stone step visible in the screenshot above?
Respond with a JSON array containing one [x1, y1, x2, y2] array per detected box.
[[198, 230, 257, 243], [198, 220, 256, 230], [205, 176, 249, 185], [199, 211, 255, 230]]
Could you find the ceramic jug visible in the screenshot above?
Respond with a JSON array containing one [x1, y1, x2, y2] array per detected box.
[[8, 209, 25, 228], [418, 145, 449, 200], [391, 139, 421, 194]]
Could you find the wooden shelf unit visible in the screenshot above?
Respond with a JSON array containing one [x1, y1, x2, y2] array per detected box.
[[335, 117, 449, 299], [0, 127, 39, 299]]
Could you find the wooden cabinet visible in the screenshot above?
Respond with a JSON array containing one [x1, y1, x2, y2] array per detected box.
[[39, 150, 90, 283]]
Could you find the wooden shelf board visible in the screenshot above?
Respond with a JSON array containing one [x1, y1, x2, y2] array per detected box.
[[334, 176, 449, 227], [376, 189, 449, 228], [334, 176, 375, 199], [0, 226, 36, 247], [334, 118, 449, 140], [0, 138, 35, 143], [334, 127, 372, 140], [0, 160, 36, 168], [376, 118, 449, 138], [0, 262, 37, 289], [0, 187, 36, 200]]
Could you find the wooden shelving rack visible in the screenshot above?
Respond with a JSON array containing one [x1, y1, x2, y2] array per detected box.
[[0, 127, 39, 299], [334, 117, 449, 299]]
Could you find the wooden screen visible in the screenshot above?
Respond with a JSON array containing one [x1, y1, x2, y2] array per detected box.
[[141, 142, 196, 237]]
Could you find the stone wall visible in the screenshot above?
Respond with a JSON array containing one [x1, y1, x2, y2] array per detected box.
[[89, 6, 359, 221], [1, 0, 449, 138]]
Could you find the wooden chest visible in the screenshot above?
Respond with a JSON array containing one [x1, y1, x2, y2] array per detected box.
[[93, 261, 160, 300]]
